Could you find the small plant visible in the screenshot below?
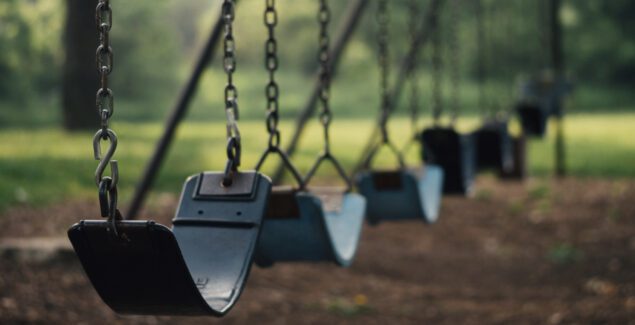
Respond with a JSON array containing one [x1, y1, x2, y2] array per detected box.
[[508, 200, 524, 216], [537, 199, 552, 214], [607, 205, 621, 222], [325, 294, 372, 317], [547, 243, 584, 265], [475, 189, 493, 201], [529, 183, 550, 201]]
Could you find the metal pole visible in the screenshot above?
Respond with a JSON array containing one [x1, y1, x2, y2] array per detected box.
[[126, 6, 227, 219], [551, 0, 566, 177], [354, 0, 444, 172], [270, 0, 369, 183]]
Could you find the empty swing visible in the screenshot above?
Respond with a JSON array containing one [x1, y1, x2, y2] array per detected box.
[[420, 1, 476, 195], [472, 0, 513, 174], [68, 1, 271, 316], [254, 0, 365, 267], [515, 0, 572, 138], [355, 0, 444, 225], [516, 72, 571, 137]]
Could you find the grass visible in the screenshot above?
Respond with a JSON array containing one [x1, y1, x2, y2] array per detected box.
[[0, 112, 634, 211]]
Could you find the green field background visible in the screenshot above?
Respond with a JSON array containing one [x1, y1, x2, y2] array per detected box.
[[1, 113, 633, 211]]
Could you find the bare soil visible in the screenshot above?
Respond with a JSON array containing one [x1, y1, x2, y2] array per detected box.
[[1, 177, 634, 324]]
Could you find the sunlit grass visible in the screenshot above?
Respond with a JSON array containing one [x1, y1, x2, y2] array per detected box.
[[1, 113, 634, 211]]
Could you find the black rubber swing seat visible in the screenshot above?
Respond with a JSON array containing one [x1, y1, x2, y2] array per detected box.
[[68, 171, 272, 316], [420, 126, 476, 195], [255, 187, 365, 267], [516, 101, 549, 137], [473, 120, 513, 173], [355, 165, 444, 224]]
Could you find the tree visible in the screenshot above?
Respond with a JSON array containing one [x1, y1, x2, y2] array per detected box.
[[62, 0, 98, 130]]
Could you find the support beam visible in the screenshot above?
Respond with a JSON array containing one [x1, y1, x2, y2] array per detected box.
[[270, 0, 369, 184], [126, 5, 228, 219], [550, 0, 566, 177], [353, 0, 444, 172]]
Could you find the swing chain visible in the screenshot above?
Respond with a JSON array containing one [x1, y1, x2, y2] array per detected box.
[[408, 0, 419, 138], [475, 0, 486, 118], [318, 0, 333, 155], [222, 0, 241, 186], [376, 0, 390, 143], [318, 0, 332, 153], [449, 0, 461, 124], [96, 0, 114, 135], [264, 0, 280, 149], [431, 6, 442, 124], [303, 0, 353, 191], [93, 0, 121, 226]]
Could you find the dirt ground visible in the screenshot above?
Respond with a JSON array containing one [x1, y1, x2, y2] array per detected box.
[[1, 176, 634, 324]]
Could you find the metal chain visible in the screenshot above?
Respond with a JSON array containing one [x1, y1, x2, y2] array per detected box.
[[407, 0, 419, 137], [222, 0, 241, 186], [96, 0, 114, 136], [303, 0, 353, 190], [318, 0, 332, 153], [475, 0, 486, 118], [93, 0, 121, 225], [264, 0, 280, 149], [431, 4, 443, 124], [377, 0, 390, 143], [449, 0, 460, 124]]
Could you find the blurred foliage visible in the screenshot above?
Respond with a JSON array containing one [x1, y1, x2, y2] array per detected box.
[[0, 0, 634, 125], [1, 113, 634, 211]]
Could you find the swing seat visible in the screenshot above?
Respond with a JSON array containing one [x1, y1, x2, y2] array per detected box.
[[473, 121, 513, 173], [516, 101, 548, 137], [355, 165, 444, 225], [499, 135, 527, 180], [420, 127, 475, 195], [255, 187, 365, 267], [68, 171, 271, 316]]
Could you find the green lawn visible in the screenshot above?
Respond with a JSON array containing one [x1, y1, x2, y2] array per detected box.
[[0, 113, 634, 211]]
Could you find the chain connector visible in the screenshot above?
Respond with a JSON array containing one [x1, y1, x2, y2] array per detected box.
[[93, 129, 119, 188]]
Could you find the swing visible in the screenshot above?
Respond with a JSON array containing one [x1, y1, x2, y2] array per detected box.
[[68, 1, 271, 316], [515, 0, 572, 138], [516, 73, 570, 137], [355, 0, 443, 225], [472, 1, 513, 174], [473, 120, 513, 172], [420, 1, 475, 195], [254, 0, 365, 267]]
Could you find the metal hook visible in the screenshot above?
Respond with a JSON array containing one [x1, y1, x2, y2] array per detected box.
[[93, 129, 119, 187]]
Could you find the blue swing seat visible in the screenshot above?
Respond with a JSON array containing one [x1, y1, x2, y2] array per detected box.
[[355, 165, 444, 224], [255, 188, 365, 267], [68, 171, 271, 316]]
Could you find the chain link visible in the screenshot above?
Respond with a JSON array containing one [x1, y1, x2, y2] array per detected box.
[[93, 0, 121, 224], [377, 0, 390, 143], [222, 0, 241, 185], [264, 0, 280, 149]]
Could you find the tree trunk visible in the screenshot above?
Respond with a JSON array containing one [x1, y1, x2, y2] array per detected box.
[[62, 0, 98, 130]]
